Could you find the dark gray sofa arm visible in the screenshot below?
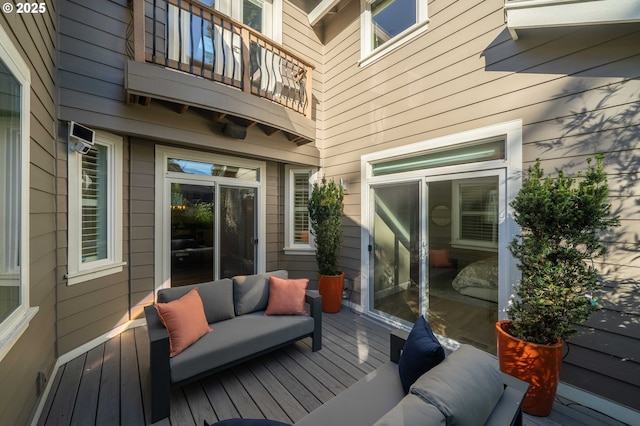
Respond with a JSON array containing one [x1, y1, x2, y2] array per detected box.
[[390, 329, 409, 363], [305, 290, 322, 351], [144, 305, 171, 423]]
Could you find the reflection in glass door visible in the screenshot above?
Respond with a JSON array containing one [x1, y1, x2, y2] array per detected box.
[[169, 183, 257, 287], [371, 182, 422, 323], [170, 184, 215, 287], [369, 175, 500, 353], [220, 186, 256, 277]]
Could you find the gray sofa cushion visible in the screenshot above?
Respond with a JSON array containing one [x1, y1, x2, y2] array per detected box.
[[170, 311, 314, 383], [157, 279, 235, 324], [410, 344, 504, 426], [295, 361, 405, 426], [373, 394, 445, 426], [233, 270, 288, 315]]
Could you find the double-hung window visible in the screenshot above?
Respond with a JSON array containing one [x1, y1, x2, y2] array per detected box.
[[67, 130, 124, 285], [284, 166, 316, 254], [360, 0, 428, 66], [0, 25, 37, 362]]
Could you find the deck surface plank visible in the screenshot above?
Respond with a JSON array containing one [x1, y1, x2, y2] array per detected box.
[[202, 375, 238, 421], [121, 329, 145, 426], [36, 309, 623, 426], [96, 336, 120, 426], [183, 381, 217, 425], [45, 354, 85, 426], [70, 344, 104, 426], [246, 357, 309, 422]]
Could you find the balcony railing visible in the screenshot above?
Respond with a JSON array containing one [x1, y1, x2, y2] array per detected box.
[[132, 0, 313, 117]]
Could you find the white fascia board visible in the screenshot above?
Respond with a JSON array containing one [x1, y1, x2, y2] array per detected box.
[[309, 0, 343, 26], [506, 0, 640, 39]]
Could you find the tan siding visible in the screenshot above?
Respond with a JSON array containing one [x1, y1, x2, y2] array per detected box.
[[318, 0, 640, 410], [0, 2, 58, 424], [59, 0, 321, 167]]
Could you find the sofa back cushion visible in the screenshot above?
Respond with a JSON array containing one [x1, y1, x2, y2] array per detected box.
[[410, 344, 504, 426], [233, 270, 288, 315], [157, 279, 235, 324]]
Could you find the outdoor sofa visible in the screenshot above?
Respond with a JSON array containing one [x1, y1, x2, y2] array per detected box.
[[144, 270, 322, 423], [208, 328, 529, 426], [294, 329, 529, 426]]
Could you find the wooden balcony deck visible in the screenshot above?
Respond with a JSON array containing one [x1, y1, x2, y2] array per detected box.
[[37, 309, 624, 425]]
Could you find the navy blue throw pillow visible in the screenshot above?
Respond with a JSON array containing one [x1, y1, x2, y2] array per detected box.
[[398, 315, 445, 394]]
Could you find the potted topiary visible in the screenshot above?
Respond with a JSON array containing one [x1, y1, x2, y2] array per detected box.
[[497, 155, 619, 416], [308, 176, 345, 313]]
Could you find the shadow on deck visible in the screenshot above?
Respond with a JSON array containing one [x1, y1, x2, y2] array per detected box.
[[36, 309, 625, 425]]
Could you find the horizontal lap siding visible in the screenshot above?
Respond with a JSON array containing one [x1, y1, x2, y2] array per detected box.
[[320, 0, 640, 410], [0, 2, 58, 425], [59, 0, 321, 167], [56, 0, 325, 352]]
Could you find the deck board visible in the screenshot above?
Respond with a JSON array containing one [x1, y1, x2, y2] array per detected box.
[[121, 329, 145, 426], [96, 336, 120, 426], [36, 309, 625, 425], [46, 354, 85, 425], [70, 345, 103, 426]]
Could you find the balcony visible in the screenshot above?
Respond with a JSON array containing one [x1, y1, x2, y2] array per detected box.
[[127, 0, 315, 145], [505, 0, 640, 40]]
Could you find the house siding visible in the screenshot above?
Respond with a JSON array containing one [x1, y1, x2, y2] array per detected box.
[[58, 0, 321, 167], [0, 3, 58, 425], [53, 0, 324, 351], [318, 0, 640, 410]]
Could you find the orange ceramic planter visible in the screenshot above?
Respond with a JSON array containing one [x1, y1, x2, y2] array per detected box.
[[318, 272, 344, 313], [496, 320, 564, 417]]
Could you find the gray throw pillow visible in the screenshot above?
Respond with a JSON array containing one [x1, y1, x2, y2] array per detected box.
[[157, 279, 235, 324], [233, 270, 288, 315], [410, 344, 504, 426]]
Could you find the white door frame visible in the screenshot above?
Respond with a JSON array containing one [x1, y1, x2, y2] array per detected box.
[[360, 120, 523, 329], [154, 145, 266, 292]]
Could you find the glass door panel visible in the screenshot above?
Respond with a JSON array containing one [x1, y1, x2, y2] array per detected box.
[[170, 183, 215, 287], [426, 176, 499, 354], [371, 182, 421, 323], [220, 186, 257, 277]]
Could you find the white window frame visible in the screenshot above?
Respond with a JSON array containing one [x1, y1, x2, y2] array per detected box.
[[0, 25, 38, 363], [284, 166, 317, 255], [451, 177, 500, 251], [360, 0, 429, 67], [66, 130, 125, 285]]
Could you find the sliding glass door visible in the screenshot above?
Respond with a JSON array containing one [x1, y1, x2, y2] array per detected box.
[[370, 181, 423, 323], [157, 147, 264, 289]]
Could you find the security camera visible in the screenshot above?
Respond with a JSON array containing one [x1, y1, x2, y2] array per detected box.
[[69, 121, 95, 154]]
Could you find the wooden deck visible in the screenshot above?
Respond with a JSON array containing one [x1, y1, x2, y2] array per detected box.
[[37, 309, 625, 426]]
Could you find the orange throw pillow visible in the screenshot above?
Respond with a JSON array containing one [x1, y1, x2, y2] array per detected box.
[[265, 276, 308, 315], [155, 287, 212, 357], [429, 249, 452, 268]]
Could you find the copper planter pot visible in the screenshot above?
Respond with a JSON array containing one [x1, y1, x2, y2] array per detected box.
[[496, 320, 564, 416], [318, 272, 344, 313]]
